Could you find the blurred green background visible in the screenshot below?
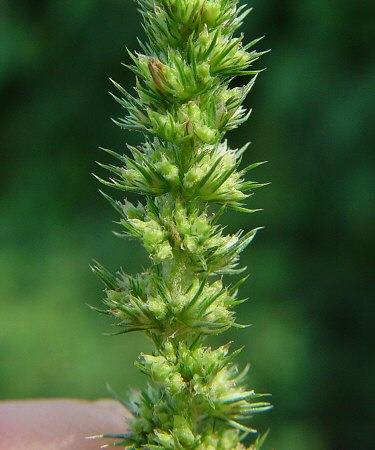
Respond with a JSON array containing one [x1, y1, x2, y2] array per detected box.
[[1, 0, 374, 449]]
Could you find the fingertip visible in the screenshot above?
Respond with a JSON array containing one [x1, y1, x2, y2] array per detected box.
[[0, 399, 129, 450]]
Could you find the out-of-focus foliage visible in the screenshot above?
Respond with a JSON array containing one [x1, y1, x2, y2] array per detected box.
[[0, 1, 374, 449]]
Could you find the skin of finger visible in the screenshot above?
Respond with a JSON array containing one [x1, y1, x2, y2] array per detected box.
[[0, 399, 129, 450]]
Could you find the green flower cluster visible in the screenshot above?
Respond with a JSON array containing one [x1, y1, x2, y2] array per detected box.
[[106, 195, 259, 270], [93, 0, 271, 448], [126, 342, 270, 449], [98, 140, 267, 209], [93, 263, 248, 336]]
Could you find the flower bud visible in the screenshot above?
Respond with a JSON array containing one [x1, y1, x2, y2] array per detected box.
[[194, 124, 217, 143], [154, 241, 173, 261], [148, 296, 167, 320], [197, 61, 211, 81], [148, 57, 166, 92], [173, 416, 195, 447], [155, 431, 174, 449], [184, 235, 199, 253], [184, 166, 204, 189], [204, 2, 221, 27], [156, 156, 179, 184], [142, 220, 165, 244], [168, 373, 185, 395], [163, 341, 177, 362], [199, 25, 210, 46]]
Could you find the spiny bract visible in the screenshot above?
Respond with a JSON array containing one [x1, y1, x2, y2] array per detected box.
[[92, 0, 272, 448]]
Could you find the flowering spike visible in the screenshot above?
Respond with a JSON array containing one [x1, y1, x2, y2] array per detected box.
[[94, 1, 271, 448]]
